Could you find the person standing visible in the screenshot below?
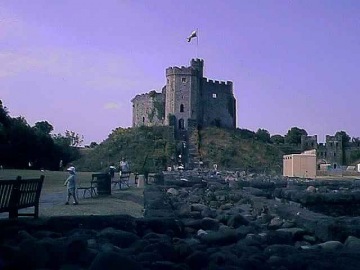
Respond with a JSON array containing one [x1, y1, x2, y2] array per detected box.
[[64, 166, 79, 205], [109, 163, 116, 180], [119, 158, 130, 175]]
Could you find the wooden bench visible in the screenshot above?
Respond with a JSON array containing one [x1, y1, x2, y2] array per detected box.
[[77, 178, 97, 198], [0, 175, 44, 219], [112, 172, 131, 189]]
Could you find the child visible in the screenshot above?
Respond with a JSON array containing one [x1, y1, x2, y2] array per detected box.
[[64, 166, 79, 205]]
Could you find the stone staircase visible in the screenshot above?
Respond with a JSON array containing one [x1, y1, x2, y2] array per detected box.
[[186, 121, 202, 169]]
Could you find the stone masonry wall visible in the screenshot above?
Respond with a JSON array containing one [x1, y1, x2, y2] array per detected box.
[[132, 91, 165, 127], [201, 79, 236, 129]]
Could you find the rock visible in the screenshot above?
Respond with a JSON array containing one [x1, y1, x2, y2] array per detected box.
[[199, 228, 238, 245], [201, 207, 216, 218], [201, 218, 220, 231], [302, 235, 316, 243], [191, 203, 208, 212], [167, 188, 179, 196], [281, 220, 295, 228], [219, 203, 233, 210], [344, 236, 360, 251], [268, 217, 283, 230], [143, 242, 176, 260], [89, 251, 142, 270], [18, 238, 50, 268], [189, 195, 201, 203], [264, 244, 298, 257], [97, 228, 139, 248], [197, 229, 208, 237], [306, 186, 316, 193], [185, 251, 209, 269], [227, 214, 249, 228], [276, 228, 306, 241], [136, 252, 163, 263], [317, 241, 343, 251]]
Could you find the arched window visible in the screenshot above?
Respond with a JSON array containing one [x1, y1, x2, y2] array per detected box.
[[180, 104, 184, 112]]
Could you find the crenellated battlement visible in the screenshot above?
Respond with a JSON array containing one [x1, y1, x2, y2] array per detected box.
[[166, 66, 197, 76], [131, 90, 162, 103], [203, 78, 233, 86]]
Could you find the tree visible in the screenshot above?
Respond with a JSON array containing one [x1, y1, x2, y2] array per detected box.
[[65, 130, 84, 147], [90, 142, 98, 148], [270, 134, 284, 144], [255, 129, 270, 143], [235, 128, 256, 139], [285, 127, 307, 145], [33, 121, 53, 135], [335, 131, 351, 145]]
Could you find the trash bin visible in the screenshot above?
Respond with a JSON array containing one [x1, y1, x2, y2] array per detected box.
[[92, 173, 111, 195]]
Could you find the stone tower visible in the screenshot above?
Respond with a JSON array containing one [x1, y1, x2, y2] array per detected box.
[[132, 59, 236, 132], [164, 59, 204, 131]]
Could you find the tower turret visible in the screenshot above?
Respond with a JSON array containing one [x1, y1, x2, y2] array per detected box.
[[190, 58, 204, 78]]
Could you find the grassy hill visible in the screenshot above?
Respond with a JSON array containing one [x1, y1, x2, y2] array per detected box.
[[74, 126, 176, 174], [75, 126, 289, 174], [198, 127, 284, 173]]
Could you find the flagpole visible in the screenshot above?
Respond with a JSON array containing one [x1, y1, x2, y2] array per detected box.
[[196, 28, 199, 59]]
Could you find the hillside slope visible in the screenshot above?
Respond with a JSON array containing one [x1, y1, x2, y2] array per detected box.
[[74, 126, 176, 173], [75, 126, 285, 174], [198, 127, 283, 173]]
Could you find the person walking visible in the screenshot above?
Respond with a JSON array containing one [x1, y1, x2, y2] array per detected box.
[[119, 158, 130, 175], [64, 166, 79, 205]]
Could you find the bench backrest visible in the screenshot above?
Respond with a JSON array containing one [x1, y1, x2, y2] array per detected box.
[[0, 181, 16, 211], [0, 175, 44, 211]]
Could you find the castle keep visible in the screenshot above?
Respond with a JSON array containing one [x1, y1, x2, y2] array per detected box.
[[131, 59, 236, 132]]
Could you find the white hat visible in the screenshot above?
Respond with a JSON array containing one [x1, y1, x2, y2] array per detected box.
[[67, 166, 76, 173]]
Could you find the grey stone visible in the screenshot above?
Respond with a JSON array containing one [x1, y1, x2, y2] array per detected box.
[[199, 228, 238, 245], [201, 217, 220, 231], [191, 203, 208, 212], [97, 227, 139, 248], [268, 217, 283, 230], [167, 188, 179, 196], [317, 241, 343, 251], [227, 214, 249, 228], [89, 251, 141, 270], [344, 236, 360, 251]]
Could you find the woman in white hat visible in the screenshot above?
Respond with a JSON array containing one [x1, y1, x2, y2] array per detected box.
[[64, 166, 79, 205]]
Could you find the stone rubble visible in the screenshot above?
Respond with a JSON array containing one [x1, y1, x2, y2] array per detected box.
[[1, 170, 360, 269]]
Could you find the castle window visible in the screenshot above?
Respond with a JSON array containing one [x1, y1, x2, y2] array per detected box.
[[336, 142, 338, 147], [181, 77, 186, 83], [334, 152, 336, 157], [180, 104, 184, 113], [212, 93, 217, 98], [330, 142, 333, 147], [142, 117, 145, 123], [167, 79, 169, 84]]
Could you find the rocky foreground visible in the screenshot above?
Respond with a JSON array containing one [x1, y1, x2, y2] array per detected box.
[[1, 170, 360, 269]]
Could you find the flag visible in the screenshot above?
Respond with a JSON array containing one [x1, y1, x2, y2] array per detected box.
[[187, 30, 197, 42]]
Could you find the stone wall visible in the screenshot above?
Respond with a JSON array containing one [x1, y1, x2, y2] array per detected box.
[[132, 91, 165, 127], [201, 79, 235, 129]]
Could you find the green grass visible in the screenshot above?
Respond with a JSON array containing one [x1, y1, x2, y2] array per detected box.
[[0, 169, 145, 217], [0, 169, 95, 193]]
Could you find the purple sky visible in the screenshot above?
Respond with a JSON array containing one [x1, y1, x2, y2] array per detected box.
[[1, 0, 359, 144]]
